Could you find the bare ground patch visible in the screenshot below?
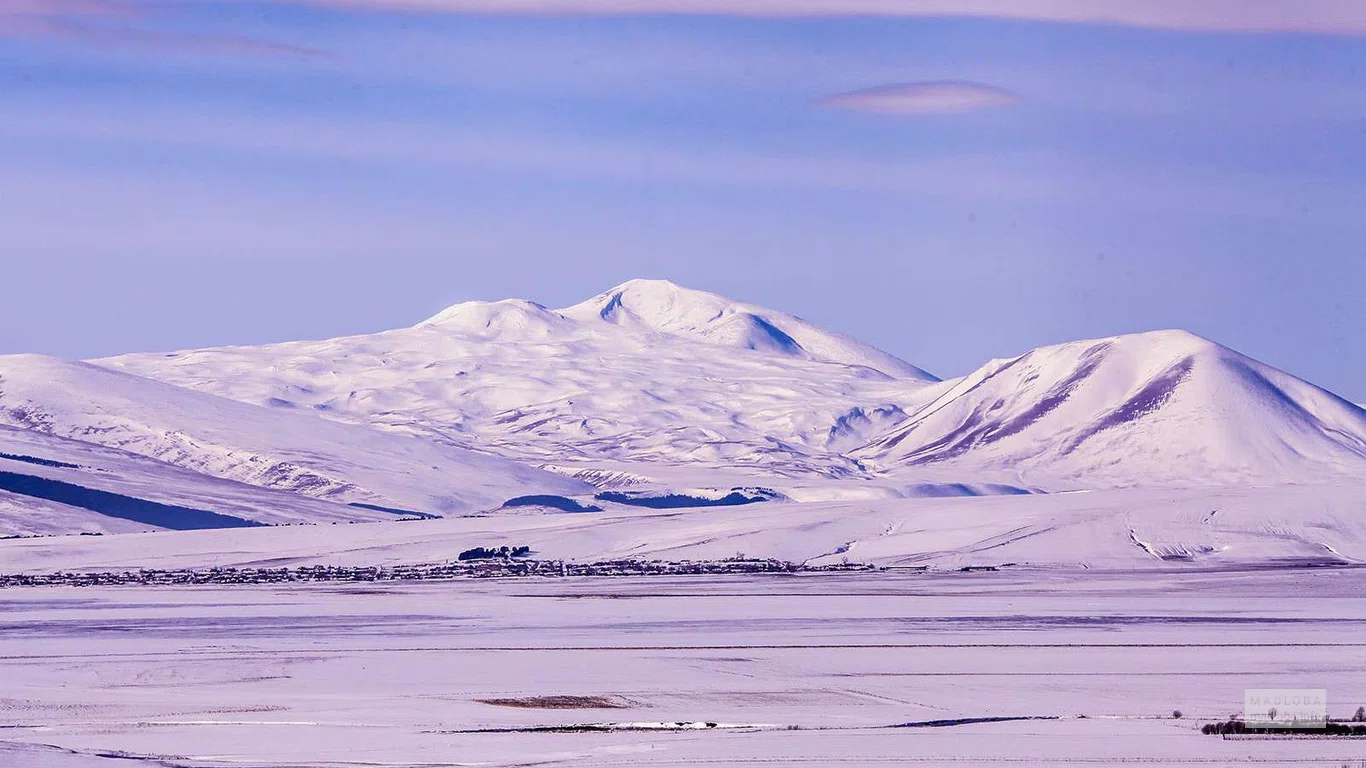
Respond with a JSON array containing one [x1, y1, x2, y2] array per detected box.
[[475, 695, 630, 710]]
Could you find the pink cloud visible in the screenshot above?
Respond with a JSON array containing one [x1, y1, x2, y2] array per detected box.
[[6, 0, 1363, 56], [0, 0, 324, 56], [274, 0, 1366, 36], [0, 0, 137, 26], [820, 81, 1020, 115]]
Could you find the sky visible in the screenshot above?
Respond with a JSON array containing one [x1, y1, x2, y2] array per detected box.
[[2, 1, 1364, 399]]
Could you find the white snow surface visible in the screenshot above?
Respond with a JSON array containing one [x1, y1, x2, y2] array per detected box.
[[0, 279, 1362, 564], [99, 279, 939, 479], [3, 571, 1366, 767], [5, 280, 1365, 768], [857, 330, 1366, 487], [0, 424, 413, 536], [0, 354, 587, 528], [4, 483, 1364, 573]]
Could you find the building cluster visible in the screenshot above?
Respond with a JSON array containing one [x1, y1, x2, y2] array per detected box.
[[0, 558, 878, 587]]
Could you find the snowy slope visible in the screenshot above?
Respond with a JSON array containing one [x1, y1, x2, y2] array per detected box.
[[5, 484, 1364, 572], [101, 280, 938, 479], [855, 330, 1366, 487], [0, 355, 587, 522], [0, 424, 404, 536]]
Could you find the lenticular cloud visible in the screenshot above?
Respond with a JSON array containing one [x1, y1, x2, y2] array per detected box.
[[819, 81, 1020, 115]]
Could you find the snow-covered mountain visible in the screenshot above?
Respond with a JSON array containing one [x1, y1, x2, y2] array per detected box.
[[0, 354, 587, 533], [94, 283, 1366, 492], [100, 279, 937, 480], [0, 423, 405, 536], [855, 330, 1366, 487], [2, 279, 1363, 541]]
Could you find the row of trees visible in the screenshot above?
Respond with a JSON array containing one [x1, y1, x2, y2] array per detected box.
[[1201, 706, 1366, 736], [458, 545, 532, 561]]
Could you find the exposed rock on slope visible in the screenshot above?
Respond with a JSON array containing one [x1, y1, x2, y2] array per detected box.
[[855, 330, 1366, 487]]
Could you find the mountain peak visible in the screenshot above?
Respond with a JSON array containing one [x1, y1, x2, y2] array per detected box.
[[604, 277, 691, 293], [417, 299, 568, 337], [855, 328, 1366, 485], [563, 279, 735, 329], [561, 278, 936, 380], [1103, 328, 1221, 356]]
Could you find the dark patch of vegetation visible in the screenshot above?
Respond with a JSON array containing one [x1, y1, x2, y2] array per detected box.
[[442, 721, 724, 734], [347, 502, 439, 519], [476, 695, 627, 710], [0, 470, 263, 530], [1202, 719, 1366, 736], [458, 545, 532, 561], [595, 490, 769, 509], [501, 495, 602, 513], [884, 715, 1058, 729], [0, 452, 80, 470]]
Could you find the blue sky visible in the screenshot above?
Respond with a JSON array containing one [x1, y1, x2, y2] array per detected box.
[[2, 1, 1364, 398]]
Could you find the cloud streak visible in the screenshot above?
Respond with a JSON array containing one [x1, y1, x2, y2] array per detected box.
[[8, 0, 1366, 50], [0, 103, 1060, 200], [0, 0, 325, 56], [820, 81, 1019, 115], [274, 0, 1366, 36]]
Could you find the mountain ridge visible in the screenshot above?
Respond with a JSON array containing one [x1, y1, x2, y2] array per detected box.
[[92, 282, 1366, 490], [95, 279, 938, 479], [0, 278, 1359, 538], [416, 279, 937, 380]]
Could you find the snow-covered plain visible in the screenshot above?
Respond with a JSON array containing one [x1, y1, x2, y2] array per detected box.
[[0, 483, 1363, 573], [3, 571, 1365, 767], [2, 279, 1366, 767]]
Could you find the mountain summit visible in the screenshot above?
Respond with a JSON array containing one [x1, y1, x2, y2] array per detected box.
[[419, 279, 935, 380], [854, 329, 1366, 487]]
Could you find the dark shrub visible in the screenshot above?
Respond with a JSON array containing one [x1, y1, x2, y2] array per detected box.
[[459, 545, 533, 561]]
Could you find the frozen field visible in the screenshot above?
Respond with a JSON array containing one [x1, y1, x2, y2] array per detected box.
[[3, 569, 1366, 767], [3, 483, 1364, 573]]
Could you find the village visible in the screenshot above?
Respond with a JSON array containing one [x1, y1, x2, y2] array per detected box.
[[0, 557, 879, 588]]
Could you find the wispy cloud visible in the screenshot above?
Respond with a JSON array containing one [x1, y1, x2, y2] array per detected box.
[[0, 0, 130, 33], [9, 99, 1360, 224], [275, 0, 1366, 36], [0, 103, 1057, 199], [820, 81, 1019, 115], [10, 0, 1366, 37], [0, 0, 325, 56], [7, 0, 1364, 55]]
